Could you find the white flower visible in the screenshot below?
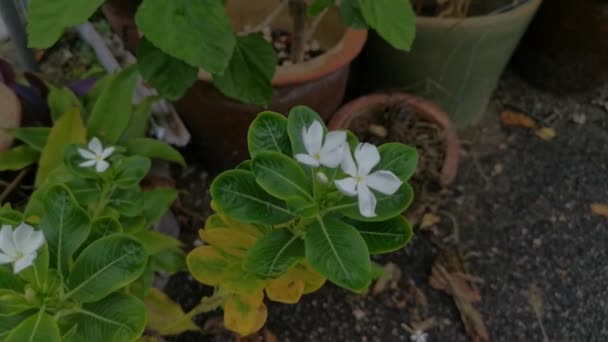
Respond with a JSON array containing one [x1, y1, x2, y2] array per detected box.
[[335, 143, 402, 218], [410, 331, 428, 342], [295, 121, 346, 168], [0, 223, 45, 274], [78, 137, 115, 173]]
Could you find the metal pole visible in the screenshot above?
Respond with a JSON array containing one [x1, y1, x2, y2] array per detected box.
[[0, 0, 38, 71]]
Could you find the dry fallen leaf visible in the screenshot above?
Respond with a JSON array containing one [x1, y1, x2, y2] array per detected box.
[[535, 127, 557, 141], [372, 262, 402, 295], [420, 213, 441, 229], [368, 124, 388, 138], [500, 111, 536, 129], [528, 284, 550, 342], [591, 203, 608, 218]]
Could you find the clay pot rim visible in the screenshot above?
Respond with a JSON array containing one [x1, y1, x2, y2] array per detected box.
[[414, 0, 542, 27], [0, 82, 22, 151], [198, 28, 367, 86], [329, 92, 460, 186]]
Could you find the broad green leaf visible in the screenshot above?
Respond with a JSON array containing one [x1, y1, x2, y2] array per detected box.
[[113, 156, 152, 189], [211, 170, 293, 225], [252, 152, 312, 201], [247, 112, 291, 158], [0, 311, 33, 339], [236, 160, 252, 171], [65, 235, 147, 303], [134, 230, 181, 255], [376, 143, 419, 181], [0, 204, 23, 226], [7, 127, 50, 151], [213, 33, 276, 106], [0, 266, 25, 292], [142, 188, 178, 224], [244, 229, 304, 277], [63, 292, 146, 342], [47, 86, 83, 122], [339, 0, 369, 28], [121, 216, 147, 234], [286, 198, 319, 218], [143, 288, 197, 335], [118, 96, 158, 142], [129, 262, 153, 299], [223, 294, 267, 336], [359, 0, 416, 51], [35, 108, 86, 186], [18, 245, 49, 291], [5, 310, 60, 342], [0, 290, 32, 316], [0, 145, 39, 172], [27, 0, 104, 48], [40, 185, 90, 276], [108, 188, 144, 217], [347, 216, 413, 254], [150, 247, 186, 273], [125, 138, 185, 167], [308, 0, 335, 16], [331, 183, 414, 222], [287, 106, 326, 156], [135, 0, 235, 74], [82, 217, 122, 249], [64, 177, 102, 206], [137, 37, 198, 101], [305, 216, 371, 292], [60, 324, 80, 342], [86, 67, 139, 143], [82, 74, 113, 114]]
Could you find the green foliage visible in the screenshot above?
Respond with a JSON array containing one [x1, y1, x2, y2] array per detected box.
[[0, 145, 39, 172], [358, 0, 417, 51], [247, 112, 291, 158]]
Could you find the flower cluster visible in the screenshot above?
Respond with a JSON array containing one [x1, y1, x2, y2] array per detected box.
[[295, 121, 402, 217], [0, 223, 45, 273]]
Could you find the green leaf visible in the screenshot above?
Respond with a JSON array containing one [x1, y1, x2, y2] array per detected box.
[[118, 96, 158, 142], [0, 290, 32, 316], [82, 217, 123, 249], [211, 170, 294, 225], [36, 108, 86, 186], [213, 33, 277, 106], [135, 0, 235, 74], [332, 183, 415, 222], [0, 266, 26, 292], [252, 152, 312, 202], [339, 0, 369, 28], [358, 0, 416, 51], [125, 138, 185, 167], [27, 0, 104, 48], [308, 0, 335, 16], [113, 156, 152, 189], [134, 230, 181, 255], [63, 292, 146, 342], [347, 216, 413, 254], [137, 37, 198, 101], [305, 216, 371, 292], [64, 177, 102, 206], [248, 112, 291, 158], [86, 67, 139, 143], [150, 247, 186, 273], [376, 143, 419, 181], [108, 188, 144, 217], [7, 127, 50, 151], [0, 311, 33, 339], [142, 188, 177, 224], [65, 235, 147, 303], [47, 86, 83, 122], [287, 106, 326, 156], [40, 185, 90, 275], [0, 146, 39, 172], [18, 245, 49, 291], [0, 204, 23, 226], [5, 310, 60, 342], [120, 216, 147, 234], [244, 229, 304, 277]]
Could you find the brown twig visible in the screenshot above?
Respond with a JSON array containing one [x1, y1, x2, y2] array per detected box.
[[0, 168, 29, 204], [245, 0, 290, 34]]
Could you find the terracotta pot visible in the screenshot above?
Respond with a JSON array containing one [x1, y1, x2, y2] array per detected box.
[[329, 92, 460, 186], [102, 0, 367, 171], [0, 82, 21, 151]]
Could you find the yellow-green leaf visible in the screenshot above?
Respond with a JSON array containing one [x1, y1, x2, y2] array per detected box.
[[265, 268, 305, 304], [223, 294, 267, 336], [144, 288, 198, 336], [199, 228, 257, 258], [186, 246, 235, 286], [0, 145, 39, 171]]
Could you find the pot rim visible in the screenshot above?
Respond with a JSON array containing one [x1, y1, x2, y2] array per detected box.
[[0, 82, 21, 151], [329, 92, 460, 186]]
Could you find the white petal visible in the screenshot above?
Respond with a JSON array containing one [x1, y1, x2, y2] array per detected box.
[[13, 223, 35, 253], [354, 143, 380, 176], [335, 177, 357, 197], [316, 172, 329, 184], [95, 160, 110, 173], [365, 170, 402, 195], [101, 146, 115, 159], [357, 184, 377, 218], [319, 143, 345, 168], [340, 147, 357, 177], [295, 154, 320, 167], [0, 225, 16, 257], [13, 253, 36, 273], [79, 160, 97, 168], [0, 252, 14, 264], [321, 131, 346, 154], [303, 121, 323, 155], [78, 148, 96, 160], [88, 137, 103, 155]]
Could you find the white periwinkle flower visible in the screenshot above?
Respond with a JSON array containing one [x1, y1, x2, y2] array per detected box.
[[78, 137, 115, 173], [410, 331, 429, 342], [335, 143, 402, 218], [0, 223, 45, 274], [295, 121, 346, 168]]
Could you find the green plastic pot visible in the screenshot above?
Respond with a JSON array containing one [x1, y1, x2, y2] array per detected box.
[[360, 0, 542, 128]]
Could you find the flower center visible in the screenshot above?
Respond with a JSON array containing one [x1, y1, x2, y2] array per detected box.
[[313, 153, 321, 160], [355, 174, 365, 184], [95, 155, 103, 161], [14, 251, 24, 261]]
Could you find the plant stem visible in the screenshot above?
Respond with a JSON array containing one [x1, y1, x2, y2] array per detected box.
[[0, 168, 28, 204], [247, 0, 290, 34], [290, 0, 307, 63], [185, 294, 224, 319], [92, 184, 113, 219], [302, 8, 327, 52]]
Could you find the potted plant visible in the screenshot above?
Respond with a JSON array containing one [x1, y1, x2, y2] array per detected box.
[[356, 0, 542, 129], [27, 0, 417, 170]]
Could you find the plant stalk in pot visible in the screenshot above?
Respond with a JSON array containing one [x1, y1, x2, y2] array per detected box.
[[357, 0, 542, 129]]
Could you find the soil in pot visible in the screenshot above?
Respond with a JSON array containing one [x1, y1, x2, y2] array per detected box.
[[258, 27, 325, 66]]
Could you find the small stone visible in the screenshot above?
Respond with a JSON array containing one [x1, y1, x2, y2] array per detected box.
[[282, 60, 292, 66], [352, 308, 366, 320], [571, 113, 586, 124], [533, 238, 542, 247], [274, 42, 285, 50], [278, 51, 288, 59], [491, 163, 504, 176]]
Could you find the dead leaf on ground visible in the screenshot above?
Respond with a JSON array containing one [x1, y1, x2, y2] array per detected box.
[[528, 284, 550, 342], [202, 316, 225, 335], [235, 328, 278, 342], [420, 213, 441, 229], [535, 127, 557, 141], [372, 262, 402, 295], [500, 111, 536, 129], [591, 203, 608, 218]]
